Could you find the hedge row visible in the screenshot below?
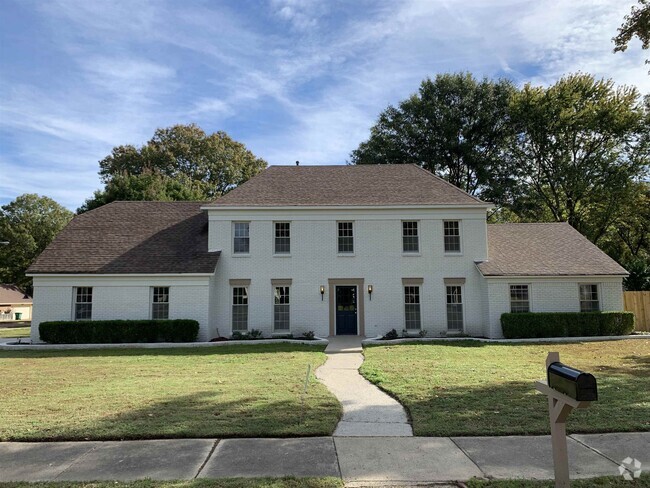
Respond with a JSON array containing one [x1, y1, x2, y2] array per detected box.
[[501, 312, 635, 339], [39, 319, 199, 344]]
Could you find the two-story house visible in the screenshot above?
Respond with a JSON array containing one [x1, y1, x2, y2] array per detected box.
[[27, 165, 627, 341]]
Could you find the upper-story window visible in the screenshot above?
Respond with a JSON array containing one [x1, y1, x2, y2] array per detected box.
[[509, 284, 530, 313], [274, 222, 290, 254], [151, 286, 170, 319], [402, 221, 419, 253], [74, 286, 93, 320], [579, 284, 600, 312], [443, 220, 461, 253], [338, 221, 354, 254], [233, 222, 250, 254]]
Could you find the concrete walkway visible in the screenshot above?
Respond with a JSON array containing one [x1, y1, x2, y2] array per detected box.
[[1, 433, 647, 483], [316, 336, 412, 436]]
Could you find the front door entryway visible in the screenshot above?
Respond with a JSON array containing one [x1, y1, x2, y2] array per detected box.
[[335, 285, 358, 335]]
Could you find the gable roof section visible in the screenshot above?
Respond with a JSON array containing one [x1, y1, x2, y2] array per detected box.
[[0, 284, 32, 304], [28, 202, 220, 275], [207, 165, 488, 207], [478, 223, 627, 277]]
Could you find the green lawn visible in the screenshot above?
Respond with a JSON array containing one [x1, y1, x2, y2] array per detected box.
[[0, 479, 343, 488], [467, 474, 650, 487], [0, 326, 30, 338], [361, 339, 650, 436], [0, 344, 341, 441]]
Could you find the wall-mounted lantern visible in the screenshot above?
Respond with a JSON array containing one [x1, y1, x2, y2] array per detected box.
[[368, 284, 373, 300], [320, 285, 325, 301]]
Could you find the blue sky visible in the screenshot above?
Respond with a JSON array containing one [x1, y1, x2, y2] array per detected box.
[[0, 0, 647, 210]]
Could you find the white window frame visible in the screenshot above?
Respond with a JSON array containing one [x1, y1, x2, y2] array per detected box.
[[72, 286, 93, 321], [445, 284, 464, 332], [233, 222, 250, 255], [232, 286, 249, 331], [273, 286, 291, 331], [443, 220, 462, 254], [337, 221, 354, 254], [404, 285, 422, 330], [402, 220, 420, 254], [150, 286, 170, 320], [509, 284, 531, 313], [579, 283, 601, 312], [273, 222, 291, 255]]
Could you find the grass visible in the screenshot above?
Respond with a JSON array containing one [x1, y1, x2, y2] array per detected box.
[[467, 474, 650, 487], [0, 326, 30, 338], [360, 339, 650, 436], [0, 479, 343, 488], [0, 344, 341, 441]]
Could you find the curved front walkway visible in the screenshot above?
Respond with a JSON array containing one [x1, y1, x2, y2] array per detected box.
[[316, 336, 412, 436]]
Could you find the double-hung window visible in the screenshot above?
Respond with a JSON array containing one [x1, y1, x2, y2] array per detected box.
[[232, 287, 249, 331], [509, 285, 530, 313], [74, 287, 93, 320], [233, 222, 250, 254], [338, 222, 354, 254], [274, 222, 290, 254], [443, 221, 461, 253], [404, 286, 421, 330], [579, 284, 600, 312], [151, 287, 169, 319], [274, 286, 290, 331], [446, 285, 464, 331], [402, 221, 419, 253]]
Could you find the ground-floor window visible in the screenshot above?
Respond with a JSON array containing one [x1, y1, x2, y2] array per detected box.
[[74, 287, 93, 320], [579, 284, 600, 312], [404, 286, 421, 330], [274, 286, 290, 331], [446, 285, 463, 331], [151, 286, 169, 319], [509, 284, 530, 313], [232, 287, 248, 331]]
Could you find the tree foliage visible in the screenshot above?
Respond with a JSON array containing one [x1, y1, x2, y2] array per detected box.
[[80, 124, 267, 212], [0, 194, 73, 293], [350, 73, 517, 204], [613, 0, 650, 68]]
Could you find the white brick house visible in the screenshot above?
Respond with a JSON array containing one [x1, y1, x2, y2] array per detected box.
[[28, 165, 628, 341]]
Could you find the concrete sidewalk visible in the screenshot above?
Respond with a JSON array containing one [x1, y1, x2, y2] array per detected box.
[[1, 433, 647, 484], [316, 336, 412, 436]]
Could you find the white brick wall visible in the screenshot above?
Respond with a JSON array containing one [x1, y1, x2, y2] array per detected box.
[[208, 207, 490, 339], [485, 277, 625, 338], [31, 276, 211, 342]]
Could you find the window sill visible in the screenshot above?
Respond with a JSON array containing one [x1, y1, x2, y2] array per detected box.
[[444, 252, 463, 257], [402, 252, 421, 257], [337, 253, 355, 257], [273, 254, 292, 258], [232, 254, 251, 258]]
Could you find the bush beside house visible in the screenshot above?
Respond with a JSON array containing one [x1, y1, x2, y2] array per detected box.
[[39, 319, 199, 344], [501, 312, 635, 339]]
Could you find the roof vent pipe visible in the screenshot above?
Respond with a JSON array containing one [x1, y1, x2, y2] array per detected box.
[[295, 160, 300, 166]]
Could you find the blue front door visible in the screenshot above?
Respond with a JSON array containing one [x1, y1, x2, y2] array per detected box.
[[336, 286, 358, 335]]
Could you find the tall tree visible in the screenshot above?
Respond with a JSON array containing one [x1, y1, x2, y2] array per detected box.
[[507, 74, 649, 245], [350, 73, 517, 203], [0, 194, 73, 293], [613, 0, 650, 69], [80, 124, 267, 212]]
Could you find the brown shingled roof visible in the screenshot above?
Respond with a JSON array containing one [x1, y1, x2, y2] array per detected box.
[[208, 165, 488, 207], [0, 285, 32, 304], [28, 202, 220, 275], [478, 223, 627, 277]]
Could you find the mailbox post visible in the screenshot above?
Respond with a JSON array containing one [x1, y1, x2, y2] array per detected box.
[[535, 352, 597, 488]]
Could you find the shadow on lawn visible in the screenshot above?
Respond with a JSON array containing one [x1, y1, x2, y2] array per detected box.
[[7, 390, 341, 442], [0, 343, 326, 359]]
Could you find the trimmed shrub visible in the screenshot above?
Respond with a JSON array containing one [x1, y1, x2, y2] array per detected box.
[[39, 319, 199, 344], [501, 312, 635, 339]]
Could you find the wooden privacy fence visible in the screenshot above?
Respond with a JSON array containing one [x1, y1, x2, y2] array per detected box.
[[623, 291, 650, 332]]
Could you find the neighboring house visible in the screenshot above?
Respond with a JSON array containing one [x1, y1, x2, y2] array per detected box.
[[0, 284, 33, 321], [27, 165, 627, 341]]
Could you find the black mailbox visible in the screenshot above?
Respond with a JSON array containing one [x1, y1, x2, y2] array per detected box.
[[547, 362, 598, 401]]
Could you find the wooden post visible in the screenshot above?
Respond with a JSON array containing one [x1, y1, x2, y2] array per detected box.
[[535, 352, 593, 488]]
